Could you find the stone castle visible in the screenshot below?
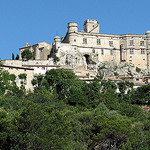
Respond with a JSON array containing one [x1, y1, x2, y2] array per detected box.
[[18, 19, 150, 73], [19, 19, 150, 72], [2, 19, 150, 90]]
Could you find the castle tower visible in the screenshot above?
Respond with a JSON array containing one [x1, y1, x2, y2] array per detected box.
[[67, 22, 78, 44], [146, 31, 150, 73], [54, 36, 61, 52], [84, 19, 99, 33]]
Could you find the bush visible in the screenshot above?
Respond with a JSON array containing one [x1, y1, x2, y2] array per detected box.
[[21, 49, 33, 61], [114, 72, 119, 76], [136, 67, 141, 73]]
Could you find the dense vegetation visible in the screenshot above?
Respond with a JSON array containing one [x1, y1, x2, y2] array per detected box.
[[21, 49, 33, 61], [0, 66, 150, 150]]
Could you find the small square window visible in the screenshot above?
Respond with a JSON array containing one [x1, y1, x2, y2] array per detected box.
[[130, 49, 134, 54], [141, 49, 145, 54], [109, 41, 113, 47], [83, 38, 87, 44], [92, 49, 95, 53], [97, 39, 101, 45], [140, 41, 144, 46], [129, 40, 134, 46]]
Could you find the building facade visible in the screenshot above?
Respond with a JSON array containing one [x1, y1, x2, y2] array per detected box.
[[2, 65, 34, 91], [17, 19, 150, 73]]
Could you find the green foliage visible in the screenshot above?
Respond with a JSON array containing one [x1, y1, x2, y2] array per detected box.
[[114, 71, 119, 76], [101, 80, 117, 93], [15, 54, 19, 60], [12, 53, 14, 60], [0, 68, 150, 150], [136, 67, 141, 73], [0, 69, 18, 95], [131, 84, 150, 105], [114, 65, 118, 71], [95, 69, 104, 81], [18, 73, 27, 80], [0, 61, 2, 66], [91, 114, 133, 149], [21, 49, 33, 61], [101, 89, 118, 110], [117, 103, 147, 121], [99, 65, 106, 69]]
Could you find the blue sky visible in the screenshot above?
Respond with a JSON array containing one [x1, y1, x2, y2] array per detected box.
[[0, 0, 150, 60]]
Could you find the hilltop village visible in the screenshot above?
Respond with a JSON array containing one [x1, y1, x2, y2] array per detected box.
[[2, 19, 150, 90], [1, 19, 150, 150]]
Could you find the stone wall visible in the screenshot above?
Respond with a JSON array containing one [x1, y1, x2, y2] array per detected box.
[[2, 65, 34, 91], [17, 19, 150, 73]]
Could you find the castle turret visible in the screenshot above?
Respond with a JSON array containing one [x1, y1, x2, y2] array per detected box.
[[54, 36, 61, 51], [54, 36, 61, 43], [84, 19, 99, 33], [146, 31, 150, 73], [68, 22, 78, 33], [67, 22, 78, 44]]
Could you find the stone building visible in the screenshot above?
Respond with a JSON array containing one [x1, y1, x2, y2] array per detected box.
[[2, 65, 34, 91], [17, 19, 150, 73]]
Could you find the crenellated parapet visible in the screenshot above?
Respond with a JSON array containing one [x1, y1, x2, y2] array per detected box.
[[84, 19, 99, 33]]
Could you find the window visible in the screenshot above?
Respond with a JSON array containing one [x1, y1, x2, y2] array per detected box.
[[74, 39, 76, 42], [141, 49, 145, 54], [83, 38, 87, 44], [92, 48, 95, 53], [109, 41, 113, 47], [129, 40, 134, 46], [42, 67, 45, 70], [140, 41, 144, 46], [101, 49, 104, 55], [97, 39, 101, 45], [130, 49, 134, 54]]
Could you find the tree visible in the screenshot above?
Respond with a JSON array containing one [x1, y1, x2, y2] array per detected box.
[[131, 84, 150, 105], [0, 69, 18, 95], [15, 54, 19, 60], [101, 80, 117, 93], [91, 114, 133, 149], [12, 53, 14, 60], [45, 69, 78, 98], [18, 73, 27, 86], [21, 49, 33, 61], [4, 102, 74, 150]]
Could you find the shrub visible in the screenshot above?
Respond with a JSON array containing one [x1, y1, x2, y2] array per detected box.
[[114, 72, 119, 76], [21, 49, 33, 61], [136, 67, 141, 73]]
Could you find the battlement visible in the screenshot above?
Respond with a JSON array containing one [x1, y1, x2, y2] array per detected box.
[[84, 19, 99, 33], [84, 19, 99, 24]]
